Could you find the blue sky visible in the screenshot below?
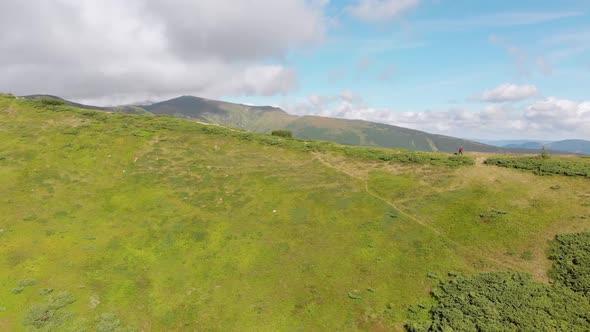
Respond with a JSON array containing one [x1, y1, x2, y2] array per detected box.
[[230, 0, 590, 140], [1, 0, 589, 140]]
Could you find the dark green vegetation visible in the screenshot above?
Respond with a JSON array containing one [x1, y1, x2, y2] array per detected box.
[[39, 98, 65, 107], [406, 271, 590, 331], [485, 156, 590, 177], [1, 93, 590, 330], [550, 233, 590, 296], [24, 95, 517, 153], [271, 130, 293, 138], [406, 233, 590, 331]]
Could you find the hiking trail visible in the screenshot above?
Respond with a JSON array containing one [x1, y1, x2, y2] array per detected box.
[[312, 152, 517, 271]]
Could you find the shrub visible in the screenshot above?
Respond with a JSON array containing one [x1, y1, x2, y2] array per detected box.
[[18, 278, 38, 287], [22, 290, 76, 329], [406, 232, 590, 331], [23, 304, 72, 329], [549, 233, 590, 297], [96, 313, 134, 332], [484, 156, 590, 177], [39, 98, 65, 106], [407, 272, 590, 331], [271, 130, 293, 138], [47, 291, 76, 310]]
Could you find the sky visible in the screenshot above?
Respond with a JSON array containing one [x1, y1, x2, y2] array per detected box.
[[0, 0, 589, 140]]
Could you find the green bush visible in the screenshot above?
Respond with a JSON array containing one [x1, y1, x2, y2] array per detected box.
[[39, 98, 66, 106], [549, 233, 590, 296], [484, 156, 590, 177], [271, 130, 293, 138], [406, 272, 590, 331], [406, 232, 590, 331]]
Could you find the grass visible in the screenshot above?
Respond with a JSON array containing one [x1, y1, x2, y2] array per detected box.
[[0, 93, 589, 331]]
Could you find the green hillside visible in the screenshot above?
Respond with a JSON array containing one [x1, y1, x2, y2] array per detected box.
[[285, 116, 500, 152], [26, 95, 515, 154], [144, 95, 294, 131], [2, 94, 590, 331], [145, 96, 507, 153]]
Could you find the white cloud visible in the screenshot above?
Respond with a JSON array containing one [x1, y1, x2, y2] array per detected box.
[[283, 93, 589, 140], [421, 11, 583, 31], [479, 84, 540, 103], [0, 0, 328, 104], [348, 0, 419, 23], [525, 97, 590, 132]]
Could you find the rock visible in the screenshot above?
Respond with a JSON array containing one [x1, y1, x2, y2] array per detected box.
[[90, 295, 100, 309]]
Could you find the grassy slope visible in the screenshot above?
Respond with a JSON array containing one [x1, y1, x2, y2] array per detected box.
[[133, 96, 507, 153], [285, 116, 501, 153], [1, 95, 589, 331]]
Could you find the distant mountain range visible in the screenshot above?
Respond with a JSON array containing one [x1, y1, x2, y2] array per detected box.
[[22, 94, 582, 154], [475, 139, 590, 155]]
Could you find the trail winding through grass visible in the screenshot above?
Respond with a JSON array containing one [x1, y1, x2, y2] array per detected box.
[[313, 152, 517, 271]]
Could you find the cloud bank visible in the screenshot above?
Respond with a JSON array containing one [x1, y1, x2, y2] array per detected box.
[[0, 0, 328, 105], [284, 92, 590, 140]]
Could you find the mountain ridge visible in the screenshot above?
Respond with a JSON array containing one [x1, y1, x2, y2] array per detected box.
[[503, 139, 590, 155], [21, 94, 575, 154]]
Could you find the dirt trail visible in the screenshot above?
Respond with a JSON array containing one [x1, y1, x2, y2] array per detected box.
[[312, 152, 518, 271]]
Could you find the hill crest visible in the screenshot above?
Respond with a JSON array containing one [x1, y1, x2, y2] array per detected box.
[[20, 94, 570, 154]]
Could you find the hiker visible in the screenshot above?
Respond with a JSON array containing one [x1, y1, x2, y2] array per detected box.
[[458, 146, 464, 155]]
